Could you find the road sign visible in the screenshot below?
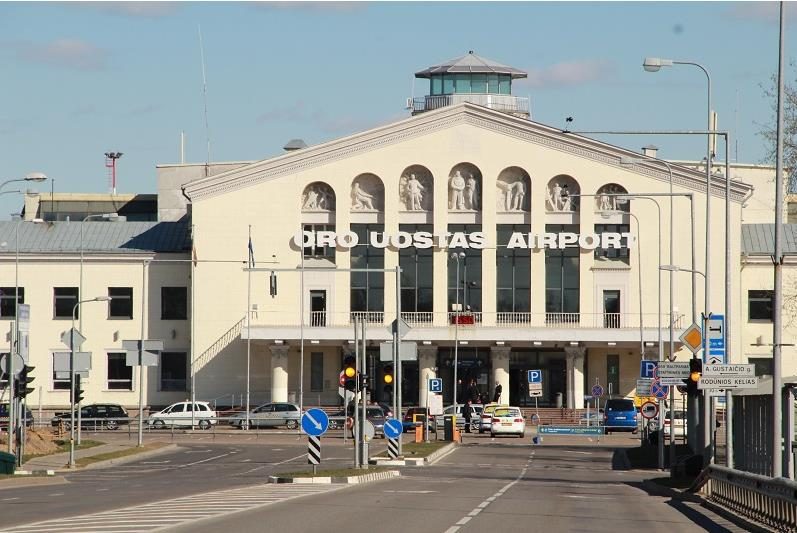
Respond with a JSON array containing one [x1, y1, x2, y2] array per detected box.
[[429, 394, 443, 415], [707, 356, 723, 365], [528, 382, 542, 391], [636, 379, 653, 396], [429, 378, 443, 393], [640, 360, 658, 379], [698, 376, 758, 390], [387, 437, 400, 459], [61, 328, 86, 350], [53, 351, 92, 373], [705, 314, 725, 363], [657, 362, 689, 378], [17, 304, 30, 333], [591, 384, 604, 397], [307, 435, 321, 465], [379, 341, 418, 362], [123, 339, 163, 367], [360, 419, 376, 442], [527, 369, 542, 384], [703, 364, 755, 377], [0, 353, 24, 376], [650, 380, 669, 399], [339, 370, 346, 387], [640, 401, 659, 419], [529, 390, 543, 398], [679, 324, 703, 355], [338, 387, 355, 402], [383, 418, 403, 439], [389, 318, 411, 339], [301, 408, 329, 437]]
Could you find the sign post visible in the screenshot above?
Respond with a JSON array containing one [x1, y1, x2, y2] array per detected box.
[[428, 378, 442, 443], [383, 418, 403, 459], [301, 408, 329, 475], [124, 339, 163, 447]]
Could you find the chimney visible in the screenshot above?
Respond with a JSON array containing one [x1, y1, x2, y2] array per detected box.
[[642, 145, 658, 158], [283, 139, 308, 152]]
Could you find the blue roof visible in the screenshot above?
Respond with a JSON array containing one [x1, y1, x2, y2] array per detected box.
[[0, 220, 190, 254]]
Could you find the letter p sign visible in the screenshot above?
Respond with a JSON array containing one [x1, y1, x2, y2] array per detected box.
[[527, 369, 542, 384], [640, 360, 658, 379]]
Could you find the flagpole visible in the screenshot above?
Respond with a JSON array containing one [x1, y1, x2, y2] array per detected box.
[[246, 225, 252, 430]]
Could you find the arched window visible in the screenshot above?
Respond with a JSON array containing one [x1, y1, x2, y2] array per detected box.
[[497, 167, 531, 212], [546, 175, 580, 212], [448, 163, 482, 211], [399, 166, 433, 211]]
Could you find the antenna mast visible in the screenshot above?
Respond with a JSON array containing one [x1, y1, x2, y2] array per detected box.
[[104, 152, 123, 194], [199, 25, 211, 176]]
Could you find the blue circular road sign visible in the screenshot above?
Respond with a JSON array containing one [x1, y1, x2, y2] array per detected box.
[[383, 418, 403, 439], [591, 384, 604, 398], [651, 380, 669, 399], [301, 408, 329, 437]]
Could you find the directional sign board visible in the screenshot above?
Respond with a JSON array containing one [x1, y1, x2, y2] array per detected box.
[[61, 328, 86, 350], [301, 408, 329, 437], [636, 379, 653, 396], [379, 341, 418, 362], [123, 339, 163, 367], [703, 364, 755, 377], [705, 314, 725, 363], [640, 401, 659, 420], [53, 352, 91, 373], [529, 390, 543, 398], [679, 323, 703, 355], [428, 378, 443, 393], [698, 376, 758, 390], [640, 360, 658, 379], [383, 418, 403, 440], [527, 369, 542, 384], [657, 361, 690, 385]]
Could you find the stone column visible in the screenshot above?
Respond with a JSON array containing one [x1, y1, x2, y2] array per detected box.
[[418, 345, 438, 407], [490, 346, 511, 405], [565, 347, 586, 409], [270, 344, 290, 403]]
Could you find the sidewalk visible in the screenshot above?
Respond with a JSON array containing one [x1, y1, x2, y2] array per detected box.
[[23, 441, 140, 471]]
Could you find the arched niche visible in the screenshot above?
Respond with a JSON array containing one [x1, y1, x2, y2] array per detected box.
[[350, 173, 384, 212], [448, 162, 482, 211], [546, 175, 580, 212], [595, 183, 630, 212], [399, 165, 433, 211], [301, 181, 336, 212], [496, 167, 531, 212]]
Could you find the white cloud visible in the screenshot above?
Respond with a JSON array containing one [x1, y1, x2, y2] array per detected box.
[[12, 39, 107, 71], [520, 60, 616, 89]]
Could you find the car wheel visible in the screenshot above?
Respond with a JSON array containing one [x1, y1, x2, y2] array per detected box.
[[154, 420, 165, 430], [490, 432, 495, 438], [632, 428, 639, 435], [519, 433, 524, 438], [106, 420, 118, 431], [286, 419, 299, 430], [198, 419, 211, 430]]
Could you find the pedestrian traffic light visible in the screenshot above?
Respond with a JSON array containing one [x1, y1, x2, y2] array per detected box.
[[343, 356, 356, 391], [358, 373, 369, 390], [14, 364, 34, 400], [269, 272, 277, 297], [687, 357, 702, 397], [383, 364, 393, 385], [72, 374, 84, 404]]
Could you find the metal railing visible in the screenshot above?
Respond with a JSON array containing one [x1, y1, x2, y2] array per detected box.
[[412, 94, 530, 115], [695, 464, 797, 531]]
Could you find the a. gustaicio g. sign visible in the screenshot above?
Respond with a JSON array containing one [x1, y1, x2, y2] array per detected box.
[[293, 230, 634, 250]]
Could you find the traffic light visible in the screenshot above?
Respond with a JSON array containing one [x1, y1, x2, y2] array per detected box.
[[269, 272, 277, 297], [14, 364, 34, 400], [382, 365, 393, 385], [358, 373, 369, 391], [72, 374, 85, 404], [687, 357, 702, 397], [343, 356, 356, 391]]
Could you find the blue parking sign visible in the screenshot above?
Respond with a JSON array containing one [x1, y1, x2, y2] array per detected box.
[[429, 378, 443, 393], [640, 360, 658, 379], [527, 369, 542, 384]]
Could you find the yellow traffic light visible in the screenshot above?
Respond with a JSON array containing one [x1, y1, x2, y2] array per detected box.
[[384, 374, 393, 384], [690, 371, 701, 382], [345, 367, 356, 378]]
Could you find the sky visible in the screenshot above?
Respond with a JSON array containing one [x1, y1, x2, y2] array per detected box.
[[0, 1, 794, 220]]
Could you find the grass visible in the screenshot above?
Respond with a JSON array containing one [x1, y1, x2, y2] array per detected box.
[[22, 439, 102, 464], [75, 442, 167, 467], [276, 467, 389, 478], [390, 440, 450, 458]]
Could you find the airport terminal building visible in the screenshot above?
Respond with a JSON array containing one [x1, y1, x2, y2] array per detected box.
[[2, 52, 787, 411]]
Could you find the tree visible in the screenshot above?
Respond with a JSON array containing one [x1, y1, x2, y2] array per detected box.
[[759, 69, 797, 186]]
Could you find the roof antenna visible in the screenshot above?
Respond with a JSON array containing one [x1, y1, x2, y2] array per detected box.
[[563, 116, 574, 133], [198, 25, 211, 177]]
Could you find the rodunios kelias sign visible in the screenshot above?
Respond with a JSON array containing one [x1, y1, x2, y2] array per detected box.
[[293, 230, 635, 250]]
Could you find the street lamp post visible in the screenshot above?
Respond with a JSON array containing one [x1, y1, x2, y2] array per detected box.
[[80, 214, 125, 332], [450, 252, 465, 412], [69, 296, 111, 468], [643, 56, 713, 461]]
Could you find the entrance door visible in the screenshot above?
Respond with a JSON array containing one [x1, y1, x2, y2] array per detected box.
[[603, 290, 620, 328], [310, 290, 326, 326]]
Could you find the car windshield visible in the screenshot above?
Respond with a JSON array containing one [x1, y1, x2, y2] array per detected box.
[[494, 408, 520, 417], [606, 400, 635, 412]]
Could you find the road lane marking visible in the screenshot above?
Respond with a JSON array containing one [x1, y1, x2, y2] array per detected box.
[[273, 453, 306, 465], [2, 497, 19, 501], [456, 517, 472, 525], [179, 452, 233, 468]]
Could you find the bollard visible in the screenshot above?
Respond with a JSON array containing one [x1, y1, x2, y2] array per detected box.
[[415, 424, 423, 443]]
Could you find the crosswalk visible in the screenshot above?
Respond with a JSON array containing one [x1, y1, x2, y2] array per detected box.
[[1, 483, 346, 533]]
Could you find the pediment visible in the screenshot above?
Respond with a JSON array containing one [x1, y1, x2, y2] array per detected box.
[[182, 102, 751, 203]]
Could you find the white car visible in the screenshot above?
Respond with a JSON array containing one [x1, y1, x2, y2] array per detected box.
[[435, 404, 483, 430], [479, 403, 508, 433], [148, 401, 217, 429], [490, 406, 525, 438], [663, 409, 687, 438]]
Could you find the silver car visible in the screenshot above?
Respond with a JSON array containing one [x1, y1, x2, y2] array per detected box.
[[228, 402, 301, 429]]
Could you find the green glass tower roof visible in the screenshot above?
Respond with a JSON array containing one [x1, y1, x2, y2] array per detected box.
[[414, 51, 527, 79]]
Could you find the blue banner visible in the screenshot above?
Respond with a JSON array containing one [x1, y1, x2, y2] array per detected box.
[[539, 426, 604, 435]]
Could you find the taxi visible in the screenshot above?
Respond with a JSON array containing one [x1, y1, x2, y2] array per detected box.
[[489, 406, 525, 438], [478, 403, 507, 434]]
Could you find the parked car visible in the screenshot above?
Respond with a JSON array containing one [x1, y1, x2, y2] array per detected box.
[[434, 404, 483, 431], [490, 406, 526, 438], [663, 409, 687, 438], [51, 403, 128, 430], [603, 398, 639, 434], [0, 403, 34, 428], [479, 403, 507, 433], [402, 407, 435, 432], [377, 402, 394, 419], [227, 402, 300, 429], [148, 401, 216, 429], [328, 405, 386, 438]]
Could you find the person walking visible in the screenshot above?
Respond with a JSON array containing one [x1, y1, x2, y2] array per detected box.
[[493, 381, 503, 403], [463, 399, 472, 433]]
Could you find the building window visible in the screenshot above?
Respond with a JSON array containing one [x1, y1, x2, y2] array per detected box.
[[448, 224, 482, 313], [311, 352, 324, 392], [107, 352, 132, 390], [303, 224, 336, 261], [350, 224, 384, 317], [109, 287, 133, 319], [749, 357, 773, 376], [607, 354, 620, 396], [0, 288, 23, 318], [399, 224, 433, 316], [748, 290, 774, 321], [160, 352, 187, 391], [54, 287, 79, 319], [497, 224, 531, 313], [545, 224, 580, 319], [161, 287, 187, 320], [594, 223, 630, 263], [52, 353, 70, 390]]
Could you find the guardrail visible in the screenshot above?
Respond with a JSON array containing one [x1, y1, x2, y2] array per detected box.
[[695, 464, 797, 531]]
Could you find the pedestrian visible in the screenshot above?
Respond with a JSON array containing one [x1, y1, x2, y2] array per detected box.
[[493, 381, 502, 403], [463, 399, 472, 433], [467, 379, 480, 403]]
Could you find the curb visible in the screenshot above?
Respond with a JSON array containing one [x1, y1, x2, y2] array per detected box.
[[0, 475, 67, 491], [79, 443, 179, 470], [425, 442, 458, 465], [370, 441, 458, 467], [268, 470, 400, 485]]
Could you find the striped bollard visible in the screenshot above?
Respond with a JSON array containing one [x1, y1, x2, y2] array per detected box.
[[387, 437, 399, 459], [308, 435, 321, 473]]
